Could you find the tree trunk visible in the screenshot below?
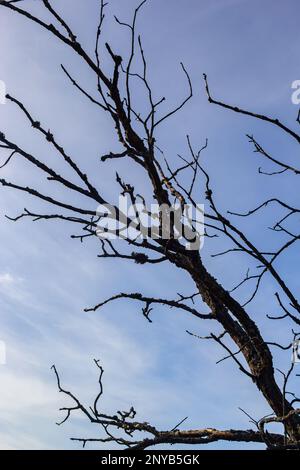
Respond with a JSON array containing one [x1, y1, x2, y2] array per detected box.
[[176, 251, 300, 442]]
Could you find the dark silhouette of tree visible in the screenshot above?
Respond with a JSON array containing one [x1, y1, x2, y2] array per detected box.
[[0, 0, 300, 450]]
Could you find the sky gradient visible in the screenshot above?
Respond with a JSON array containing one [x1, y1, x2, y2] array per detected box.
[[0, 0, 299, 449]]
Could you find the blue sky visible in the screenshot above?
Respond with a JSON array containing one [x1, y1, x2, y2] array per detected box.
[[0, 0, 299, 449]]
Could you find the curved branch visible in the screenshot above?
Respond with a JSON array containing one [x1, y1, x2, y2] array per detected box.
[[84, 292, 214, 321]]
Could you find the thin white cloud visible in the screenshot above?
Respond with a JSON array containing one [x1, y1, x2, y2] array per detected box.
[[0, 273, 14, 285]]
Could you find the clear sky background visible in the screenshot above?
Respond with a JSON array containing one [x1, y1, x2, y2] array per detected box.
[[0, 0, 299, 450]]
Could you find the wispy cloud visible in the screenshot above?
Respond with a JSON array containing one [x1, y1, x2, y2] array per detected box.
[[0, 273, 15, 285], [0, 0, 297, 450]]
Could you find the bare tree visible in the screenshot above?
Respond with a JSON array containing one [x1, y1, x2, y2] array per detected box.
[[0, 0, 300, 450]]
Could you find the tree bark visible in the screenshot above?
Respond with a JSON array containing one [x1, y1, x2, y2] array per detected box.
[[176, 251, 300, 441]]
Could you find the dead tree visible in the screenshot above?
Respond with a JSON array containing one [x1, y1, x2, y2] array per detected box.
[[0, 0, 300, 449]]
